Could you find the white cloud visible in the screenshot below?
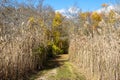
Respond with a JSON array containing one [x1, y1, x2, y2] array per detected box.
[[96, 5, 115, 13], [55, 7, 80, 18], [56, 5, 117, 18], [56, 9, 66, 13], [68, 7, 80, 14]]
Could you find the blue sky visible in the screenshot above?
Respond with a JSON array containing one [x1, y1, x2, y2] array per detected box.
[[44, 0, 115, 11], [18, 0, 115, 11]]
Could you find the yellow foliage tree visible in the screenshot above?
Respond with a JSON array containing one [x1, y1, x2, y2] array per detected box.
[[52, 12, 63, 27], [91, 12, 102, 29], [91, 12, 102, 22], [38, 18, 45, 27], [47, 12, 64, 55], [80, 12, 90, 21], [27, 16, 36, 30], [108, 10, 116, 23], [52, 12, 63, 42], [29, 17, 35, 23]]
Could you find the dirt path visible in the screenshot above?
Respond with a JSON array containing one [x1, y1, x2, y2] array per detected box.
[[29, 54, 86, 80]]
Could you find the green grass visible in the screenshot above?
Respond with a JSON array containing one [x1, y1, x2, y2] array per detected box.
[[29, 62, 86, 80], [56, 62, 74, 79], [54, 62, 86, 80], [29, 54, 86, 80]]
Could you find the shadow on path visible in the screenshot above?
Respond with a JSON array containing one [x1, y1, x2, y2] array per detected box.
[[44, 54, 69, 70], [29, 54, 69, 80]]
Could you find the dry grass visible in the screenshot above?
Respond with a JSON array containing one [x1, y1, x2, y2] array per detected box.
[[0, 7, 48, 80], [69, 26, 120, 80]]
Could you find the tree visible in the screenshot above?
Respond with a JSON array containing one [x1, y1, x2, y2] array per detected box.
[[108, 10, 116, 23], [52, 12, 63, 27]]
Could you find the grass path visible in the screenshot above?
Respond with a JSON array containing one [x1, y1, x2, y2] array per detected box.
[[29, 54, 86, 80]]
